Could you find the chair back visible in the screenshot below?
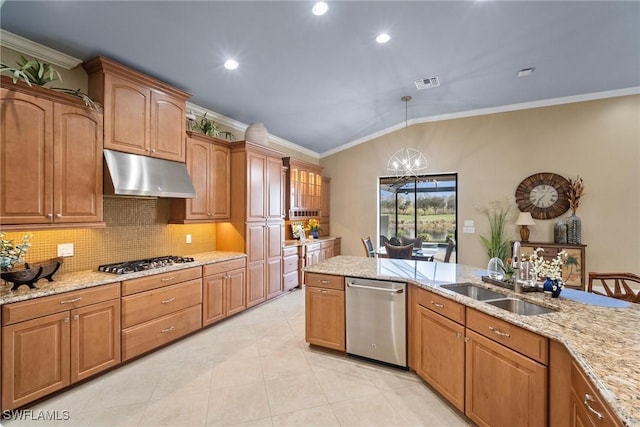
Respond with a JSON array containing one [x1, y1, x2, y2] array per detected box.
[[400, 236, 423, 249], [389, 237, 401, 246], [587, 272, 640, 303], [444, 238, 456, 263], [384, 242, 414, 259], [361, 236, 375, 258]]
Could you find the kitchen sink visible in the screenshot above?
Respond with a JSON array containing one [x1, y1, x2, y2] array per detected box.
[[485, 298, 555, 316], [441, 283, 506, 301]]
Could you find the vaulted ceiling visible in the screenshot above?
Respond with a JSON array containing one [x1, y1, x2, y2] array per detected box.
[[2, 1, 639, 156]]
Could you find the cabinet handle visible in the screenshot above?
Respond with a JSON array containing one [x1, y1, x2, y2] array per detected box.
[[47, 213, 53, 219], [161, 326, 175, 333], [56, 213, 62, 218], [161, 297, 175, 304], [456, 332, 462, 338], [320, 289, 330, 294], [320, 280, 330, 284], [160, 277, 175, 282], [430, 301, 444, 308], [64, 317, 70, 323], [583, 394, 605, 420], [488, 326, 510, 338], [73, 315, 79, 320], [60, 297, 82, 304]]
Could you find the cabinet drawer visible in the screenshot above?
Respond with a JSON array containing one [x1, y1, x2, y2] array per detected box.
[[305, 242, 322, 252], [320, 240, 333, 249], [122, 304, 202, 361], [283, 271, 298, 291], [2, 283, 121, 326], [122, 267, 201, 296], [305, 273, 344, 290], [203, 258, 246, 277], [283, 254, 298, 274], [467, 308, 548, 365], [122, 279, 202, 328], [282, 246, 299, 257], [416, 287, 465, 324], [571, 362, 621, 427]]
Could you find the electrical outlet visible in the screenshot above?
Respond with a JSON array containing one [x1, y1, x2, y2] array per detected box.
[[185, 234, 192, 244], [57, 243, 74, 257]]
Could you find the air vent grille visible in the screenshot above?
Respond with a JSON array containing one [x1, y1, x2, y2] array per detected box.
[[414, 76, 440, 90]]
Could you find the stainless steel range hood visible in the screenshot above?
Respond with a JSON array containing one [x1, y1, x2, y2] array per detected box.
[[103, 149, 196, 198]]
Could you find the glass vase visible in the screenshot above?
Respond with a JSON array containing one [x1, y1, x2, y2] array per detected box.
[[487, 257, 505, 281], [567, 213, 582, 244], [554, 219, 567, 244]]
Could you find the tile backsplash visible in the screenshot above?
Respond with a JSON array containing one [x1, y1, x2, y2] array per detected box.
[[1, 198, 217, 274]]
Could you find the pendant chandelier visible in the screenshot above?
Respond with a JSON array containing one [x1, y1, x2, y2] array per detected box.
[[387, 96, 427, 179]]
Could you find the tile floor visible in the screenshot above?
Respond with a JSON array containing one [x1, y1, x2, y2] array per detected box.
[[3, 288, 471, 427]]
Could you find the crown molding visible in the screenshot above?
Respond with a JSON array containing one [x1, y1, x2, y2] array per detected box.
[[0, 30, 82, 70]]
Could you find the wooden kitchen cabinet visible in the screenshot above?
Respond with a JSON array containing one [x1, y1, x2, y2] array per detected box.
[[282, 245, 301, 291], [519, 241, 587, 290], [170, 132, 230, 222], [1, 80, 103, 228], [1, 284, 120, 410], [570, 361, 622, 427], [203, 258, 247, 326], [412, 287, 466, 411], [304, 273, 345, 351], [282, 157, 323, 220], [83, 56, 190, 162]]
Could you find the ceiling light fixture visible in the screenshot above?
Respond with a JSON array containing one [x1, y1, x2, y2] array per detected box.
[[387, 96, 428, 179], [312, 2, 328, 16], [517, 67, 535, 77], [224, 59, 239, 70], [376, 33, 391, 44]]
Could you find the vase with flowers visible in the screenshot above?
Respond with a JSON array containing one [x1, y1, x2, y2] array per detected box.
[[527, 247, 568, 297], [566, 175, 584, 244], [1, 233, 32, 290], [306, 219, 321, 239]]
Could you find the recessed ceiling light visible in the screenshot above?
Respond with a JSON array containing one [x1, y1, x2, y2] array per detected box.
[[312, 2, 328, 16], [376, 33, 391, 44], [517, 67, 535, 77], [224, 59, 239, 70]]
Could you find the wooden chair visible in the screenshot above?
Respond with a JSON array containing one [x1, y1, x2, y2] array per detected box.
[[444, 238, 456, 263], [400, 236, 423, 249], [384, 242, 414, 259], [361, 236, 375, 258], [587, 272, 640, 303]]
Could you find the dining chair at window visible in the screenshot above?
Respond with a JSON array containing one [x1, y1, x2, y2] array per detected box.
[[383, 242, 414, 259], [400, 236, 423, 249], [587, 272, 640, 303], [361, 236, 375, 258], [389, 237, 401, 246], [443, 238, 456, 263]]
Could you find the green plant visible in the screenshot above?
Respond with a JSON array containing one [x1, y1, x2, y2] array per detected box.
[[0, 233, 31, 271], [1, 55, 62, 86], [50, 87, 101, 111], [194, 113, 235, 140], [479, 202, 511, 263]]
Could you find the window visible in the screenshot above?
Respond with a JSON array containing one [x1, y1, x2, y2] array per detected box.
[[378, 173, 457, 249]]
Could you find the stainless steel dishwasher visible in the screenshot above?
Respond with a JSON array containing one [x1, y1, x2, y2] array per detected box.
[[345, 277, 407, 368]]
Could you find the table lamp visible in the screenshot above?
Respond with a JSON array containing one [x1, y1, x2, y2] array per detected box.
[[516, 211, 536, 242]]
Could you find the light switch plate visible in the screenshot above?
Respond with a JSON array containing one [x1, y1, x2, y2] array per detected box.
[[57, 243, 74, 257], [185, 234, 192, 244], [463, 226, 475, 234]]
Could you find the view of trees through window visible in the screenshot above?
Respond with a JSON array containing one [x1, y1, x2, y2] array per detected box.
[[379, 174, 457, 246]]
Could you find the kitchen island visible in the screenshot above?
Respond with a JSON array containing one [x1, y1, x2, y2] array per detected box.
[[304, 255, 639, 427]]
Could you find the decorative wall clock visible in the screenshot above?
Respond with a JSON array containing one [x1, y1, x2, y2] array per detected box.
[[515, 173, 571, 220]]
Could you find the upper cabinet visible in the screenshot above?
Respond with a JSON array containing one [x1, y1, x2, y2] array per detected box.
[[282, 157, 324, 220], [83, 56, 190, 162], [170, 132, 230, 223], [1, 78, 103, 228]]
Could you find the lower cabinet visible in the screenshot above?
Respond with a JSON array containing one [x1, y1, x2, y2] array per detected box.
[[304, 273, 345, 351], [569, 361, 622, 427], [203, 258, 247, 326], [282, 245, 300, 291], [1, 284, 120, 410]]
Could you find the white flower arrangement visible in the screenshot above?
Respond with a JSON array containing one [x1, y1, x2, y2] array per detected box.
[[0, 233, 31, 271], [527, 247, 568, 285]]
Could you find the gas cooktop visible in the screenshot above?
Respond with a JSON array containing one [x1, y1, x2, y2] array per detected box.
[[98, 255, 195, 275]]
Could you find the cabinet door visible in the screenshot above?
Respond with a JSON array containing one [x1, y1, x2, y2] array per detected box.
[[246, 261, 266, 308], [304, 287, 345, 351], [203, 273, 225, 326], [0, 89, 54, 224], [210, 143, 230, 219], [465, 329, 547, 427], [185, 138, 211, 220], [149, 91, 185, 161], [246, 223, 266, 308], [70, 299, 120, 383], [247, 152, 266, 221], [266, 222, 283, 299], [226, 268, 247, 316], [2, 312, 70, 410], [266, 156, 283, 219], [415, 305, 465, 411], [103, 74, 150, 155], [53, 103, 103, 223]]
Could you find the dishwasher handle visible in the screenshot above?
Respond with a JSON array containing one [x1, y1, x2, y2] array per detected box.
[[346, 282, 404, 293]]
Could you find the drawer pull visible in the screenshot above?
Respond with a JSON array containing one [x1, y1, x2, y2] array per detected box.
[[161, 297, 176, 304], [160, 277, 176, 282], [488, 326, 510, 338], [161, 326, 175, 333], [430, 301, 444, 308], [584, 394, 604, 420], [320, 289, 329, 294], [60, 297, 82, 304], [320, 280, 331, 284]]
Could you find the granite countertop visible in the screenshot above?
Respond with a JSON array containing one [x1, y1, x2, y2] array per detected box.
[[0, 251, 246, 305], [283, 236, 339, 247], [304, 255, 640, 427]]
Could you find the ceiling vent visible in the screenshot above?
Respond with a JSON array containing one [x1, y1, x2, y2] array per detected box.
[[414, 76, 440, 90]]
